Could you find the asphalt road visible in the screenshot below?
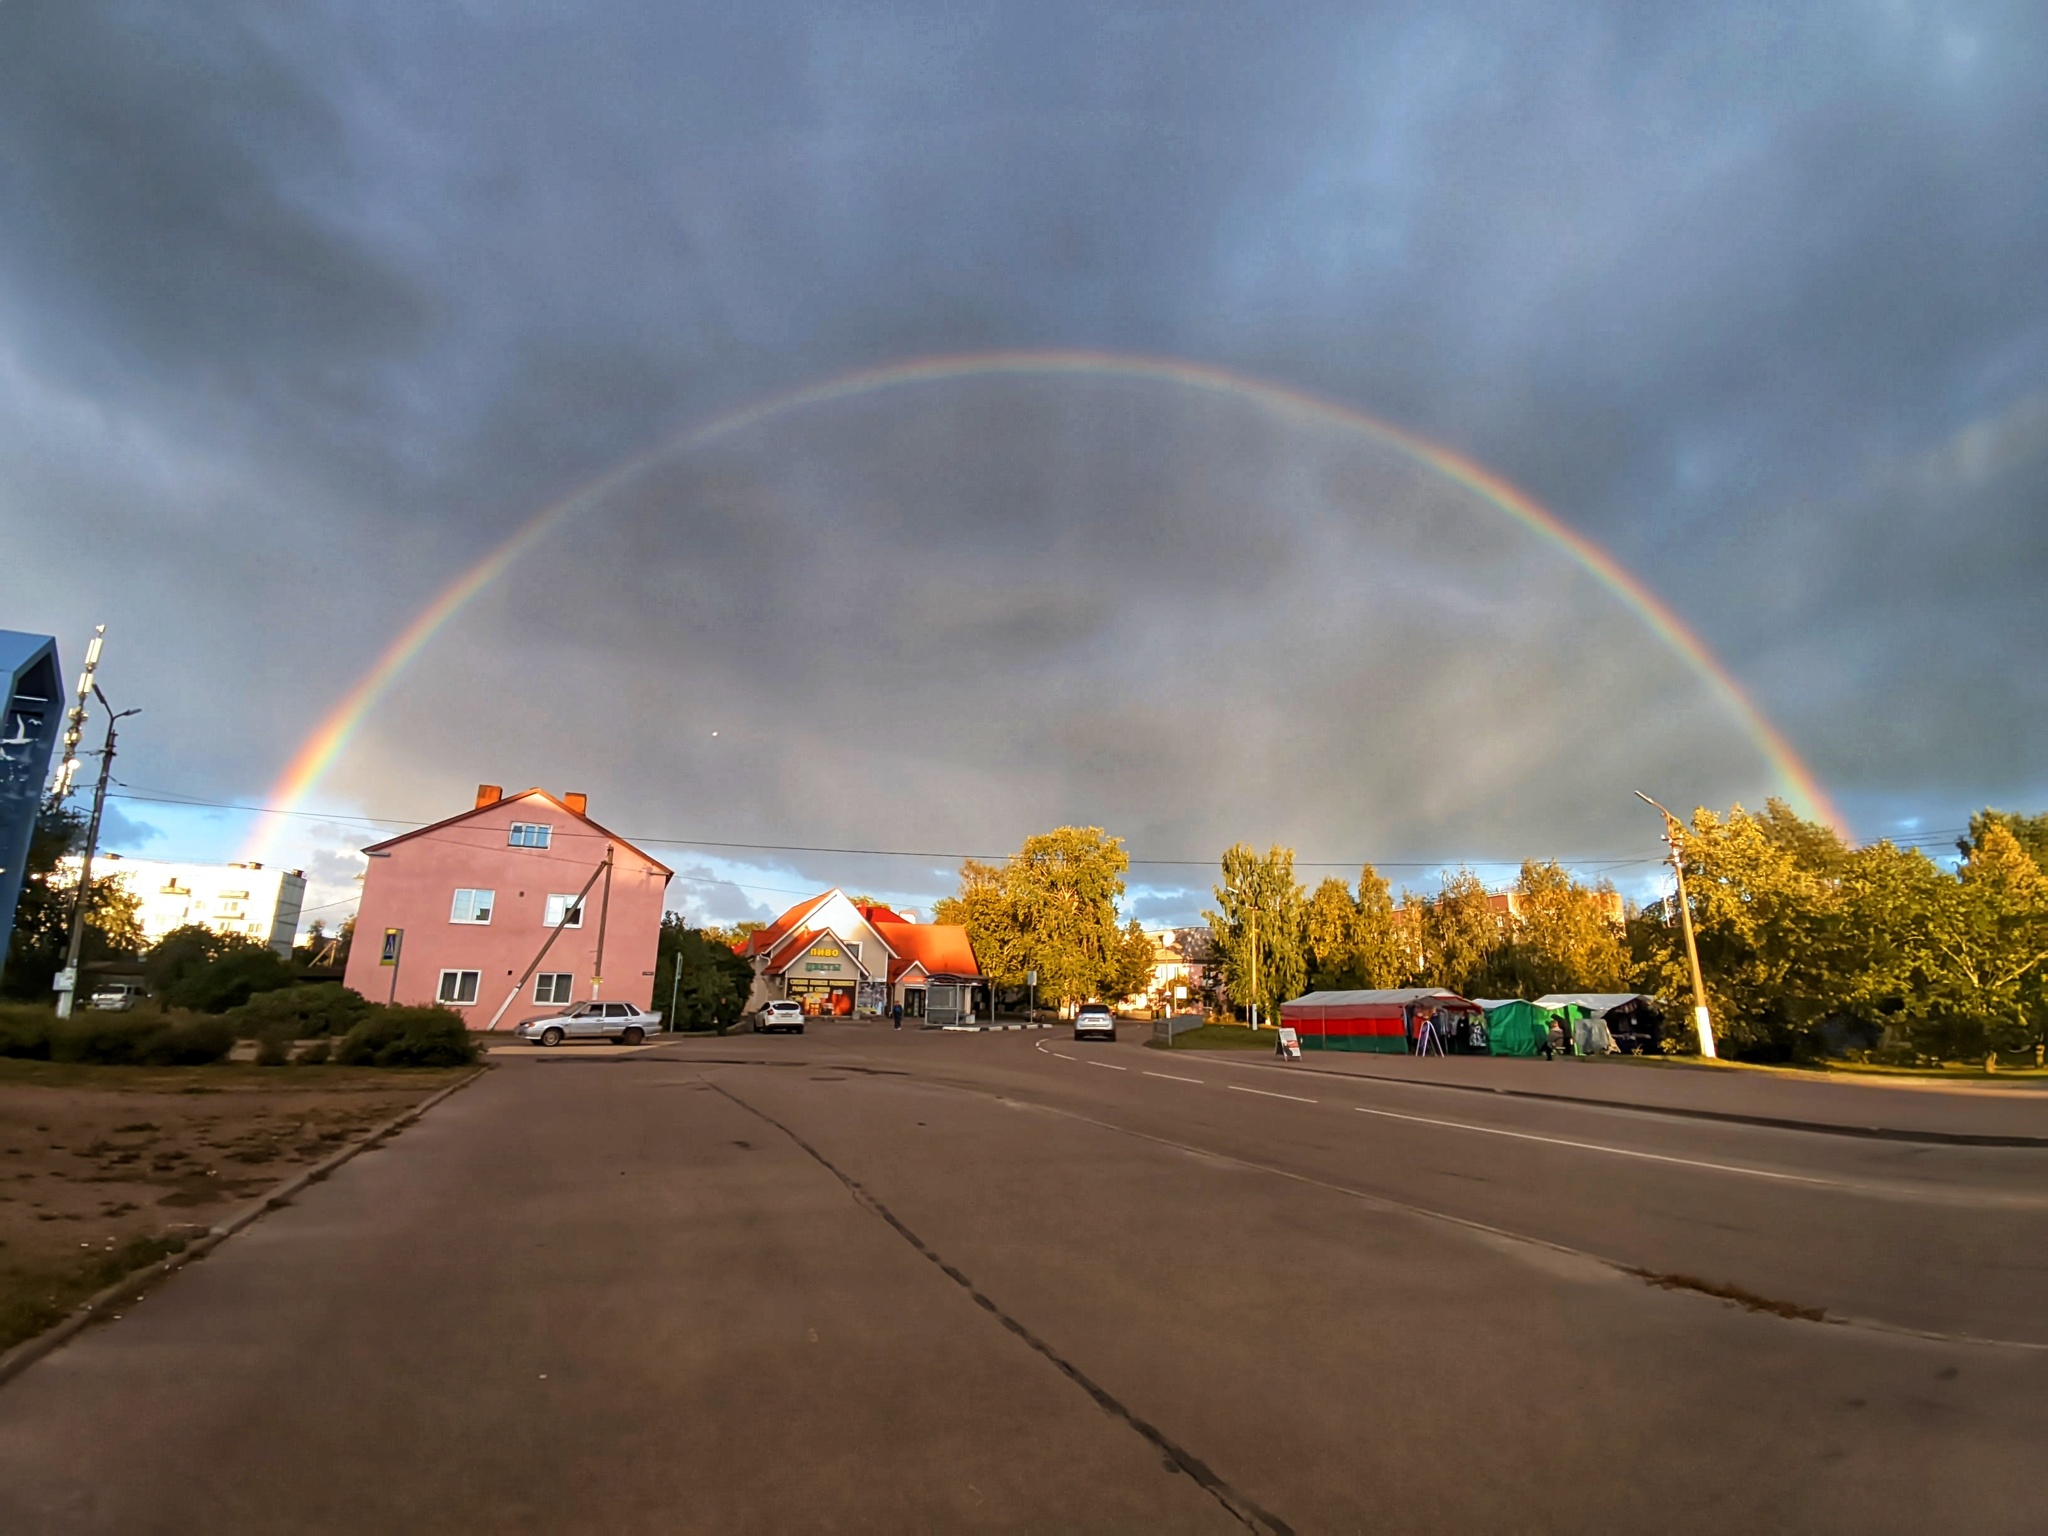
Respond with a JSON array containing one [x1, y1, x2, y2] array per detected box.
[[1, 1025, 2044, 1533]]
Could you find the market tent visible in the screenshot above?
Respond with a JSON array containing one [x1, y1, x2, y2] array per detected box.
[[1534, 993, 1666, 1055], [1481, 999, 1555, 1057], [1281, 989, 1480, 1054]]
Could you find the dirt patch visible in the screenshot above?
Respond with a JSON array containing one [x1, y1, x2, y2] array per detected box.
[[0, 1060, 471, 1352]]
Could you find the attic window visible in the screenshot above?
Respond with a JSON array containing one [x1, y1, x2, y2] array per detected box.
[[509, 823, 552, 849]]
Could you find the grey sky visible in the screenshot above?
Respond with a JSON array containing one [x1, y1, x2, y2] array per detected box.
[[2, 1, 2043, 926]]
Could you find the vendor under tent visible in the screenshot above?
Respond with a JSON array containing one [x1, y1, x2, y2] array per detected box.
[[1479, 999, 1556, 1057], [1280, 989, 1482, 1054], [1533, 994, 1666, 1055]]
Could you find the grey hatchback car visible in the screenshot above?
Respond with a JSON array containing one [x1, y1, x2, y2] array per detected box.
[[514, 1001, 663, 1046]]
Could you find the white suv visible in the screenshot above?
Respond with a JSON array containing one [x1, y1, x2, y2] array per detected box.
[[1074, 1003, 1116, 1042], [758, 999, 805, 1034]]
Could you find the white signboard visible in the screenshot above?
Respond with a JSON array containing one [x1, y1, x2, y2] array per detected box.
[[1276, 1026, 1302, 1060]]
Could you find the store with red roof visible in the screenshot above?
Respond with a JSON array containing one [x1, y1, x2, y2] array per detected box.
[[737, 889, 985, 1024]]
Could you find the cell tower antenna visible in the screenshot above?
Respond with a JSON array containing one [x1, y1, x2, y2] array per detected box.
[[51, 625, 105, 802]]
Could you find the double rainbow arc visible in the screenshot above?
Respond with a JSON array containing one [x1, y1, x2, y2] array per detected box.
[[245, 349, 1842, 862]]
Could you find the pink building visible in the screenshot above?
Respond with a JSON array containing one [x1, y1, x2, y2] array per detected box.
[[343, 785, 673, 1029]]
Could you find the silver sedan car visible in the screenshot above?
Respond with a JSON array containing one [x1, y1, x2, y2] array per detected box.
[[514, 1001, 663, 1046]]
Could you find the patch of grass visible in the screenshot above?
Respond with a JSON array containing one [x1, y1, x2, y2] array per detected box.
[[1145, 1025, 1285, 1051], [0, 1057, 475, 1093], [0, 1234, 192, 1354]]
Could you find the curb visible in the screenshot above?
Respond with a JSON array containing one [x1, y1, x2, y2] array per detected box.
[[0, 1065, 489, 1392]]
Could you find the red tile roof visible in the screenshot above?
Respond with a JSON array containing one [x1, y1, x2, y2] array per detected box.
[[737, 891, 833, 957], [872, 920, 978, 978]]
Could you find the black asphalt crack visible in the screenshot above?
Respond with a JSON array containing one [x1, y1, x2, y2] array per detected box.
[[705, 1077, 1295, 1536]]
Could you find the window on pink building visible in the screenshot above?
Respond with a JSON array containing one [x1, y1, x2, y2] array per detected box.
[[437, 970, 480, 1005], [535, 972, 573, 1004], [543, 893, 584, 928], [450, 888, 494, 924]]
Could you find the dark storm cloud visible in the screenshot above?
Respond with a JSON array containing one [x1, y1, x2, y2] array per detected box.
[[3, 0, 2046, 901]]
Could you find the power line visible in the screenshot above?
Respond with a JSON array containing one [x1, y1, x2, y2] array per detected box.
[[104, 786, 1668, 870]]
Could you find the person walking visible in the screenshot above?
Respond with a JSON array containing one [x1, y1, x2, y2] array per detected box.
[[891, 1001, 903, 1030]]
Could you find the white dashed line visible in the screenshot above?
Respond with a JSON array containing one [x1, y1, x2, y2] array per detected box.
[[1087, 1060, 1129, 1071], [1227, 1084, 1317, 1104], [1143, 1071, 1205, 1085], [1350, 1105, 1838, 1187], [1052, 1052, 1076, 1061]]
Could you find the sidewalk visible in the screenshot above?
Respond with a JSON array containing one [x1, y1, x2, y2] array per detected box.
[[1196, 1044, 2048, 1145]]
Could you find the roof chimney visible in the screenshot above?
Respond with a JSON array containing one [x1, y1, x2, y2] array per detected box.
[[475, 784, 503, 809], [564, 791, 588, 816]]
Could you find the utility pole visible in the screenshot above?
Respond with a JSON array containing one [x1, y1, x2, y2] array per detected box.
[[55, 688, 139, 1019], [1635, 791, 1716, 1060]]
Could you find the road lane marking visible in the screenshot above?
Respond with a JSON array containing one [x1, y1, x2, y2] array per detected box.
[[1052, 1052, 1076, 1060], [1088, 1060, 1129, 1071], [1350, 1105, 1841, 1187], [1229, 1084, 1317, 1104], [1144, 1071, 1205, 1084]]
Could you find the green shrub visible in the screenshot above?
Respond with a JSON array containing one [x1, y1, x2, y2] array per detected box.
[[167, 947, 296, 1014], [254, 1033, 291, 1066], [42, 1016, 234, 1066], [227, 983, 372, 1039], [294, 1038, 331, 1066], [335, 1006, 477, 1067], [0, 1005, 55, 1060]]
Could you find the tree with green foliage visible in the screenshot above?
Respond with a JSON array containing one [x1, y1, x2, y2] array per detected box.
[[1959, 810, 2048, 872], [1351, 865, 1409, 990], [1415, 868, 1504, 997], [1303, 865, 1410, 991], [1505, 861, 1629, 997], [1639, 805, 1839, 1058], [1204, 844, 1305, 1025], [654, 916, 756, 1031], [1, 803, 145, 999], [1304, 877, 1364, 991], [1928, 825, 2048, 1063], [934, 827, 1133, 1006], [1109, 918, 1159, 1005]]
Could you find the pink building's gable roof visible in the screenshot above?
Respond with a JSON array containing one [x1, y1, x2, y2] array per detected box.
[[360, 789, 674, 878]]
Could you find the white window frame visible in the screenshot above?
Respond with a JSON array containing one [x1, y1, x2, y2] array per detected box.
[[534, 972, 574, 1005], [508, 823, 553, 849], [543, 893, 585, 929], [437, 969, 480, 1005], [449, 888, 495, 924]]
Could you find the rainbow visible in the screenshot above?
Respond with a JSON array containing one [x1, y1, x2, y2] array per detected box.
[[244, 349, 1843, 861]]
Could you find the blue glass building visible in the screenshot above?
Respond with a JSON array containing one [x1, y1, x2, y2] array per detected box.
[[0, 630, 62, 979]]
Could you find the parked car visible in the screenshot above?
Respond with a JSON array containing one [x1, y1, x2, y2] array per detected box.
[[513, 1001, 663, 1047], [89, 981, 149, 1011], [1074, 1002, 1116, 1042], [757, 999, 805, 1035]]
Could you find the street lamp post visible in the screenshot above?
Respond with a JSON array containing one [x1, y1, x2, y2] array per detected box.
[[55, 689, 139, 1020], [1635, 791, 1716, 1060]]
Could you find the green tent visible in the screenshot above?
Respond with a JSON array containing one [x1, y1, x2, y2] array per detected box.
[[1482, 1000, 1556, 1057]]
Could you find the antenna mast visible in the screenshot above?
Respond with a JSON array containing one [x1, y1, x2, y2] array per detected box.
[[51, 626, 105, 802]]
